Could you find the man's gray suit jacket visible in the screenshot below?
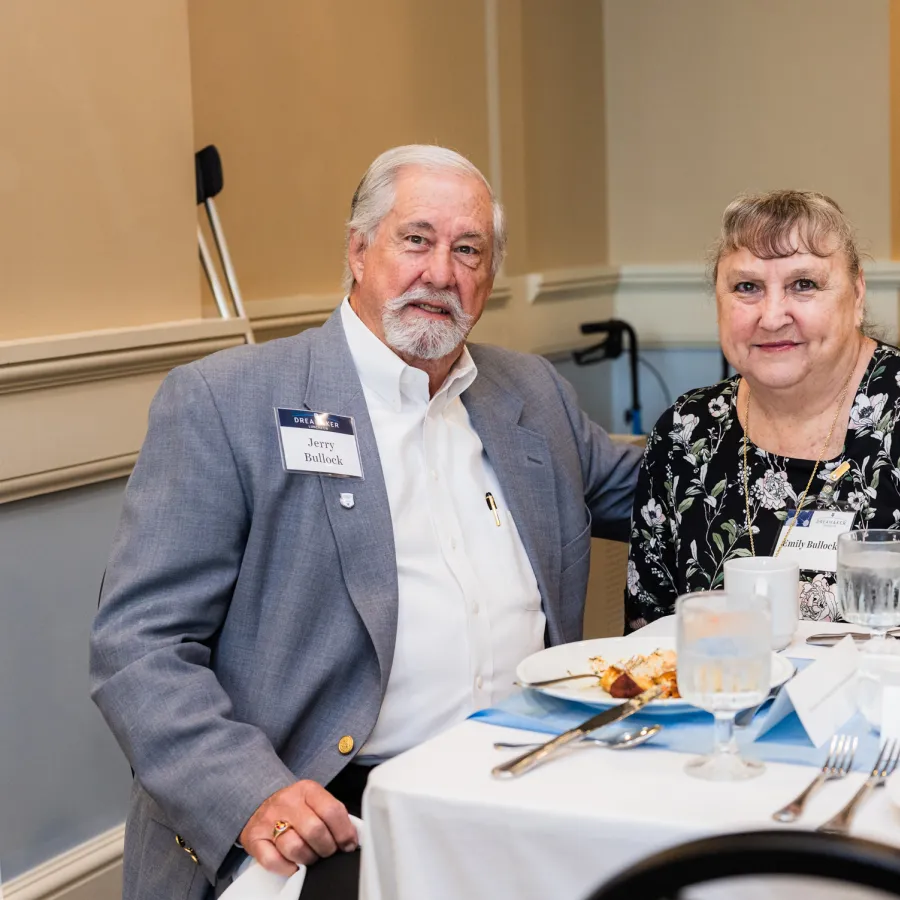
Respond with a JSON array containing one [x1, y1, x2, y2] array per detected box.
[[90, 309, 643, 899]]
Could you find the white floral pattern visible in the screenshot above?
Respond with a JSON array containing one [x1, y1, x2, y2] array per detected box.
[[753, 470, 791, 510], [626, 344, 900, 630], [627, 560, 640, 596], [846, 490, 867, 511], [799, 574, 840, 622], [849, 393, 888, 431], [669, 411, 700, 447], [641, 498, 666, 527]]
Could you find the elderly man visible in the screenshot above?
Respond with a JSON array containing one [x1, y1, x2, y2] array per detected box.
[[90, 145, 642, 899]]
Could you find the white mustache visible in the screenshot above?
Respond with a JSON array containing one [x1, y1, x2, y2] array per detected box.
[[384, 288, 470, 326]]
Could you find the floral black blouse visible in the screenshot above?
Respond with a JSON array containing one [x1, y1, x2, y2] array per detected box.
[[626, 342, 900, 628]]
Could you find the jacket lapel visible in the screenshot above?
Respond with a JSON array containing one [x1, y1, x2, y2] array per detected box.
[[462, 370, 561, 618], [303, 311, 398, 692]]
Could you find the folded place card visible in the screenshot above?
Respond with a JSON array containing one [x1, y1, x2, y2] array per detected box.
[[881, 685, 900, 741], [756, 636, 860, 747]]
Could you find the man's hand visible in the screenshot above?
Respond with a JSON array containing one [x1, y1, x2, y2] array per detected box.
[[240, 780, 358, 875]]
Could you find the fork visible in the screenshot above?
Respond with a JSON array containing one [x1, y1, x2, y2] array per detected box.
[[817, 738, 900, 835], [515, 673, 598, 688], [772, 733, 858, 823]]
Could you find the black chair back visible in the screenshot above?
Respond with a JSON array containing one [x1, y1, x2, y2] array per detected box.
[[587, 830, 900, 900]]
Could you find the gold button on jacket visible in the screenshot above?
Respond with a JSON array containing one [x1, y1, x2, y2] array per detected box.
[[338, 735, 354, 754]]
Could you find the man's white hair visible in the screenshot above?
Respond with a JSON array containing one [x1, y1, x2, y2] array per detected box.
[[343, 145, 506, 293]]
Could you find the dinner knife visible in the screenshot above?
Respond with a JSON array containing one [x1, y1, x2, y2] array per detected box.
[[491, 684, 664, 779], [806, 630, 900, 647]]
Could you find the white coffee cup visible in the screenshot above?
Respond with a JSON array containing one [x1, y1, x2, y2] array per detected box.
[[723, 556, 800, 651]]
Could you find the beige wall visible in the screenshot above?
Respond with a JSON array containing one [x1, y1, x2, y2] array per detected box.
[[189, 0, 610, 299], [604, 0, 891, 265], [189, 0, 491, 302], [519, 0, 608, 271], [892, 0, 900, 257], [496, 0, 609, 275], [2, 0, 617, 502], [0, 0, 200, 340]]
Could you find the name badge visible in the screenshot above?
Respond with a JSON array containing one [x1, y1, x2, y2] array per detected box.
[[275, 408, 363, 478], [774, 508, 857, 573]]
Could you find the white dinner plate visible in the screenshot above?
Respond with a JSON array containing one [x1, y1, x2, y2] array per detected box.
[[516, 636, 795, 714]]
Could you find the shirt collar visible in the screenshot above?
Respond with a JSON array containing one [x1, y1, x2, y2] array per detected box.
[[340, 298, 477, 411]]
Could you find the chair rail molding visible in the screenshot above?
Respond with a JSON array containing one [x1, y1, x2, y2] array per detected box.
[[525, 265, 620, 304], [607, 261, 900, 345], [9, 259, 894, 503], [243, 282, 515, 339], [244, 293, 337, 343], [0, 318, 248, 504], [3, 825, 124, 900]]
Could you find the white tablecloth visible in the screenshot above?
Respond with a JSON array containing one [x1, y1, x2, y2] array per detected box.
[[360, 619, 900, 900]]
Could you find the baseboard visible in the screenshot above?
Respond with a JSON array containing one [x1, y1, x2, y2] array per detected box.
[[4, 825, 124, 900]]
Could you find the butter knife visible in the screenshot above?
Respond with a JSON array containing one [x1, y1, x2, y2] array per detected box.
[[491, 684, 663, 779], [806, 630, 900, 646]]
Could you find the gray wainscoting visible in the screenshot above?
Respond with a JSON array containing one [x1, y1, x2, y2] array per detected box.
[[0, 480, 132, 879], [554, 344, 726, 435]]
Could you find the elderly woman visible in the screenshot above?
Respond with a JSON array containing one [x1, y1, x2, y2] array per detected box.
[[626, 190, 900, 628]]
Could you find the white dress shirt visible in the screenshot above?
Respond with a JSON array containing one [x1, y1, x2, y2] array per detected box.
[[340, 300, 545, 760]]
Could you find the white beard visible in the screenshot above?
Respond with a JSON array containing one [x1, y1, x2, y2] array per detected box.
[[381, 287, 474, 360]]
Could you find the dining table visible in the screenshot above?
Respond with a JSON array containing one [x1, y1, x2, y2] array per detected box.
[[359, 617, 900, 900]]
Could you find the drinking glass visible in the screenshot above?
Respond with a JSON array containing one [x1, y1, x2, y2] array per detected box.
[[837, 530, 900, 643], [676, 591, 771, 781], [837, 530, 900, 732]]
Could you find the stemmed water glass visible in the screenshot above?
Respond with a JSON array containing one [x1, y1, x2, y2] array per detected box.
[[676, 591, 772, 781], [837, 530, 900, 731]]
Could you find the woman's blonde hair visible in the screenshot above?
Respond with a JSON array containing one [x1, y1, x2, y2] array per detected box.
[[709, 189, 862, 284]]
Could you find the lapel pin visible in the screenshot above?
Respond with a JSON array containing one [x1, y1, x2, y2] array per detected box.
[[828, 461, 851, 483], [339, 493, 355, 509]]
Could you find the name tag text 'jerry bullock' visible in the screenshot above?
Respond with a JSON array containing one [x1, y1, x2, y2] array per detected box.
[[275, 407, 363, 478], [305, 436, 344, 466]]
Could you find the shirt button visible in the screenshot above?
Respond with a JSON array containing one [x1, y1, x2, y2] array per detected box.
[[431, 470, 439, 482], [472, 603, 480, 615], [450, 537, 457, 550], [338, 735, 354, 755], [476, 676, 484, 690]]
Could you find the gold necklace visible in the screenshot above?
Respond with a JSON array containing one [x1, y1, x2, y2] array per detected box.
[[742, 363, 856, 557]]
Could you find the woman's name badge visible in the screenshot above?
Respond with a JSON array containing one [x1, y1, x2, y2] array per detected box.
[[774, 508, 857, 573], [275, 408, 363, 478]]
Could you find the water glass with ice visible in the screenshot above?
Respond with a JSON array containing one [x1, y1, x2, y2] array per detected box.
[[837, 529, 900, 732], [676, 591, 771, 781], [837, 530, 900, 641]]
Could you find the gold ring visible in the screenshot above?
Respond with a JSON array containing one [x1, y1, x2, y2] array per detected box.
[[272, 820, 294, 840]]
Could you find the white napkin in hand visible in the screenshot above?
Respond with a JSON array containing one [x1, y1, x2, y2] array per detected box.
[[220, 815, 364, 900]]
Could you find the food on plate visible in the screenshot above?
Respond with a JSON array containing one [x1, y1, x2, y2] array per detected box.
[[588, 648, 680, 699]]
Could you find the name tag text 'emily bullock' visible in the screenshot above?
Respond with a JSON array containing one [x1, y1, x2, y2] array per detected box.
[[774, 508, 857, 572], [275, 408, 363, 478]]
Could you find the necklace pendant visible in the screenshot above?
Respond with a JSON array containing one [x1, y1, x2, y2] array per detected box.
[[828, 460, 851, 483]]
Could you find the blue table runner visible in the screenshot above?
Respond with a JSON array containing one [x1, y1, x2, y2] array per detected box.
[[470, 662, 881, 772]]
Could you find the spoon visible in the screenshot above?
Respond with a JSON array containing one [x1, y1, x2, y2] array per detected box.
[[493, 723, 662, 751]]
